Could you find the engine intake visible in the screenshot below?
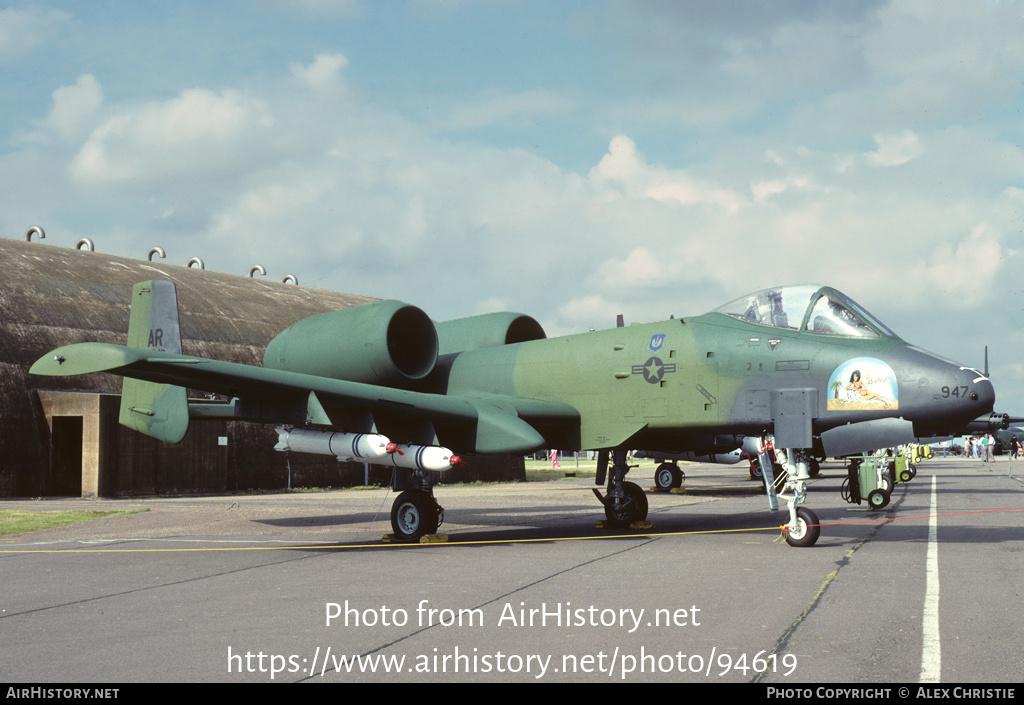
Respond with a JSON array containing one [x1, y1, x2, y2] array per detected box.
[[263, 300, 437, 386], [435, 312, 546, 355]]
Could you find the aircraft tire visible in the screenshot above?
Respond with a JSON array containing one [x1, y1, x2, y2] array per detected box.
[[749, 458, 763, 481], [785, 507, 820, 548], [881, 474, 894, 493], [391, 490, 439, 542], [809, 458, 821, 477], [604, 481, 648, 528], [867, 489, 890, 510], [654, 463, 682, 491], [655, 463, 679, 489]]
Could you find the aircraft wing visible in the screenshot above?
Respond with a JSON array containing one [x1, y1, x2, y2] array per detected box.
[[30, 342, 577, 454]]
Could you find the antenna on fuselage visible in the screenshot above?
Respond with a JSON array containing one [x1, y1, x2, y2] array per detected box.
[[985, 346, 990, 378], [616, 314, 624, 328]]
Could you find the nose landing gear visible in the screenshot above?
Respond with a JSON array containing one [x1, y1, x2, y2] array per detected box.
[[757, 439, 821, 548], [593, 450, 651, 528]]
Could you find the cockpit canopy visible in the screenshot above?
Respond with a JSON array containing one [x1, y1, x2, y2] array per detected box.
[[713, 285, 898, 338]]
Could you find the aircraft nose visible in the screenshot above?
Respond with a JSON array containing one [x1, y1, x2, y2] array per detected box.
[[945, 364, 994, 411], [943, 364, 997, 429], [971, 374, 996, 411], [901, 349, 996, 436]]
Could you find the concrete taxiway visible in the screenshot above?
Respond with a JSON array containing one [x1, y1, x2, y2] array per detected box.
[[2, 458, 1022, 683]]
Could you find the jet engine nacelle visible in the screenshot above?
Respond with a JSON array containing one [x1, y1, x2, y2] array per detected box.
[[263, 300, 438, 386], [434, 311, 545, 355]]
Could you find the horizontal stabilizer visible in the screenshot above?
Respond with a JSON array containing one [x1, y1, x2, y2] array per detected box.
[[31, 342, 189, 442], [30, 342, 153, 377]]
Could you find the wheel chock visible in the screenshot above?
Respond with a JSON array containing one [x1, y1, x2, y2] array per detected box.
[[670, 488, 687, 494], [382, 533, 449, 543], [594, 520, 655, 531]]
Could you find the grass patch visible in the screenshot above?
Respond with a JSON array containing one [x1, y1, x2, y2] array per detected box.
[[0, 509, 147, 537]]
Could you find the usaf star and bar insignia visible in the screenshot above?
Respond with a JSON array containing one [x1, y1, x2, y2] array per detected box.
[[632, 335, 676, 384]]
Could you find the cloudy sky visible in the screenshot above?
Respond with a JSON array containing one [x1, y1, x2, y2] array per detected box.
[[3, 0, 1024, 414]]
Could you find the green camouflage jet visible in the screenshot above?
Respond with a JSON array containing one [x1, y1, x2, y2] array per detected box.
[[31, 281, 1006, 546]]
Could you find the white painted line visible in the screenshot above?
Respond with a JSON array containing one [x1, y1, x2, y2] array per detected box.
[[920, 475, 941, 682]]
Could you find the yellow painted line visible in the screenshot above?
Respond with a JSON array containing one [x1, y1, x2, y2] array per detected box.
[[0, 525, 784, 554]]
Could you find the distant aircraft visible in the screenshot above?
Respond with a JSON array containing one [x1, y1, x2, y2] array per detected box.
[[31, 281, 1010, 547]]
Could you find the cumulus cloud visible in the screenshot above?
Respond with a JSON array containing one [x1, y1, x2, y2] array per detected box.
[[911, 224, 1003, 309], [0, 7, 70, 63], [559, 294, 622, 324], [291, 53, 350, 93], [751, 175, 810, 202], [68, 88, 274, 185], [589, 136, 744, 212], [47, 74, 104, 140], [866, 130, 923, 167]]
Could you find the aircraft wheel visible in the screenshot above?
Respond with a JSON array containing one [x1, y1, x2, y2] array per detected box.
[[785, 507, 820, 548], [808, 457, 821, 477], [749, 458, 764, 481], [840, 478, 851, 503], [654, 463, 677, 491], [390, 490, 439, 542], [867, 489, 890, 510], [881, 474, 894, 493], [604, 481, 648, 528], [908, 464, 917, 480]]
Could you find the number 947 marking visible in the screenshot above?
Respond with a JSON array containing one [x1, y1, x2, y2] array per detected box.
[[940, 385, 969, 399]]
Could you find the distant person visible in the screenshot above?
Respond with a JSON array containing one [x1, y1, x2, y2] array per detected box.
[[550, 449, 561, 469], [1011, 438, 1018, 479]]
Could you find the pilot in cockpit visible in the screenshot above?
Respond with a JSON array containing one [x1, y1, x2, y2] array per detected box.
[[766, 290, 788, 328], [741, 296, 762, 323], [742, 290, 788, 329]]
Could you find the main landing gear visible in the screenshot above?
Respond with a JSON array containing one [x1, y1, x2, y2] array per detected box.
[[654, 462, 685, 491], [389, 469, 444, 542], [594, 450, 650, 528]]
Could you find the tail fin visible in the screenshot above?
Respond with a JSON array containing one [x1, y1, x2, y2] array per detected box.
[[118, 280, 190, 443]]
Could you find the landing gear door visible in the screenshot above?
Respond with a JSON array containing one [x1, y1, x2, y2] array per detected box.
[[771, 388, 817, 449]]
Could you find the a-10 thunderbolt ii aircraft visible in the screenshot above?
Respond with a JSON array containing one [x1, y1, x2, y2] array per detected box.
[[30, 281, 1008, 547]]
